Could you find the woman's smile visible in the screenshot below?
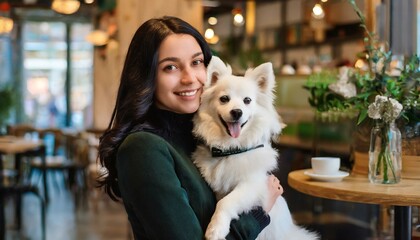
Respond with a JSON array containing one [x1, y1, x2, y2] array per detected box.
[[175, 88, 200, 97]]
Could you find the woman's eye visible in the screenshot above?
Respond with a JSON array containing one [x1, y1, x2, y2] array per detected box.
[[192, 59, 204, 66], [243, 97, 251, 104], [164, 65, 177, 71], [220, 95, 230, 103]]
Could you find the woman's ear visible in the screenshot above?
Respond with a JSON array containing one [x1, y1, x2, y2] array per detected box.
[[206, 56, 232, 87]]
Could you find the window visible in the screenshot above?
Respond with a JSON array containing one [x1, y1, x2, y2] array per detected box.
[[70, 23, 94, 129], [0, 37, 12, 86], [22, 21, 93, 129]]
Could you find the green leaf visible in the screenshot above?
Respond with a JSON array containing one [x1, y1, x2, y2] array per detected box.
[[357, 109, 368, 125]]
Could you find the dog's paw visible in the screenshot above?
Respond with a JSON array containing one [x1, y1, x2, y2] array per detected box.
[[205, 215, 230, 240], [205, 223, 228, 240]]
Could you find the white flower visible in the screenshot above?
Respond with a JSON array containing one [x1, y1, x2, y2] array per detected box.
[[338, 66, 350, 81], [374, 58, 385, 73], [368, 95, 403, 123], [328, 66, 357, 99], [373, 44, 387, 73]]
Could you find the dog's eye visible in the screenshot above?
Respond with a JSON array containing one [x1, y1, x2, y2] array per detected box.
[[219, 95, 230, 103], [243, 97, 252, 104]]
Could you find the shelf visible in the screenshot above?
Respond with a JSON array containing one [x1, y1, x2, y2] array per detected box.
[[259, 22, 364, 52], [262, 34, 364, 52]]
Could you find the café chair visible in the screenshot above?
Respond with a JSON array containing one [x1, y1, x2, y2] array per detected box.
[[6, 124, 37, 139], [28, 128, 67, 193], [0, 154, 46, 240], [5, 124, 46, 195], [2, 125, 49, 228], [66, 135, 91, 208], [29, 130, 90, 208]]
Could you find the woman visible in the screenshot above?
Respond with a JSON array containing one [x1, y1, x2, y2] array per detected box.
[[98, 16, 283, 239]]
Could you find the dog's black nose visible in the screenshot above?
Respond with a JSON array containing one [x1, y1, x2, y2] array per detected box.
[[230, 109, 242, 120]]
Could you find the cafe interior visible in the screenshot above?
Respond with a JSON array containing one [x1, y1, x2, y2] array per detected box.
[[0, 0, 419, 239]]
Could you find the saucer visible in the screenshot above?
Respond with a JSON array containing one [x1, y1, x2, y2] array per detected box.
[[304, 170, 349, 182]]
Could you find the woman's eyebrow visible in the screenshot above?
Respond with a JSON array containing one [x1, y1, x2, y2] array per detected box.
[[158, 57, 179, 65], [192, 52, 203, 58], [158, 52, 203, 65]]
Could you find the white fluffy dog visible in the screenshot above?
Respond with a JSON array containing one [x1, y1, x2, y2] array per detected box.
[[192, 56, 318, 240]]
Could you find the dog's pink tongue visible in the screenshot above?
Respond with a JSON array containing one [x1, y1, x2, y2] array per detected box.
[[228, 122, 241, 138]]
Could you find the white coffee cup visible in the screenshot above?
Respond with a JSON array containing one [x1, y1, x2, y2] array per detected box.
[[311, 157, 340, 175]]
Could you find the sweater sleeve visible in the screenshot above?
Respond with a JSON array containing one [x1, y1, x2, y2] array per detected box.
[[227, 207, 270, 240], [117, 132, 269, 239], [117, 133, 204, 239]]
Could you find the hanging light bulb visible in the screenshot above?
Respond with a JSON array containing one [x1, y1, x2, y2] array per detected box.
[[232, 7, 244, 27], [204, 28, 215, 40], [208, 17, 218, 26], [233, 13, 244, 26], [86, 30, 109, 46], [312, 3, 325, 19], [0, 1, 13, 34], [204, 28, 219, 44], [51, 0, 80, 15]]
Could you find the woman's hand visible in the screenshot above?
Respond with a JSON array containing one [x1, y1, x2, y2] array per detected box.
[[264, 174, 283, 213]]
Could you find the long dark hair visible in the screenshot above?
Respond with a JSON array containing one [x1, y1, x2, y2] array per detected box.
[[97, 16, 212, 201]]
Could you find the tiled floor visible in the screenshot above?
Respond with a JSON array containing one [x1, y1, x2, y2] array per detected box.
[[4, 180, 131, 240]]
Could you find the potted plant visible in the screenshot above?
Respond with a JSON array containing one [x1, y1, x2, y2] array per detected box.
[[303, 0, 420, 180]]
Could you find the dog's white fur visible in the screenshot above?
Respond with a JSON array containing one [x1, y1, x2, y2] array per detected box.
[[192, 56, 318, 240]]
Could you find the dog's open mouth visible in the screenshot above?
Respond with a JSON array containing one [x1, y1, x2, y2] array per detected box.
[[219, 115, 247, 138]]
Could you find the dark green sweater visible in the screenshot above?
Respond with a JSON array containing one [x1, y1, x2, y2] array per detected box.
[[116, 108, 269, 239]]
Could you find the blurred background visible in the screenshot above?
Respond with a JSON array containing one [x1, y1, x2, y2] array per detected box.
[[0, 0, 419, 239]]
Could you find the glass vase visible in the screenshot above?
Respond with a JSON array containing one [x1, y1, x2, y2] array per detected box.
[[369, 121, 402, 184]]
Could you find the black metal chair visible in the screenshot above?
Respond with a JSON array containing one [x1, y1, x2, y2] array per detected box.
[[0, 153, 46, 240], [5, 124, 50, 202]]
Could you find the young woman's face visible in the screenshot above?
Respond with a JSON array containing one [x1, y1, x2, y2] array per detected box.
[[155, 34, 207, 114]]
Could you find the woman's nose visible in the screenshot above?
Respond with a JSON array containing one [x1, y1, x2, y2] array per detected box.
[[180, 67, 195, 84]]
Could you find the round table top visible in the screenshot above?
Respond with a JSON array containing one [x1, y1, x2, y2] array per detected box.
[[0, 136, 44, 154], [288, 169, 420, 206]]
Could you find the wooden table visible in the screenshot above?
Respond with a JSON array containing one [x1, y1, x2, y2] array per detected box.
[[288, 169, 420, 240], [0, 136, 43, 154], [0, 136, 46, 240]]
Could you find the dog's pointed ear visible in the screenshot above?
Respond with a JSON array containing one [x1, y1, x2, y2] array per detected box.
[[244, 62, 275, 93], [206, 56, 232, 87]]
